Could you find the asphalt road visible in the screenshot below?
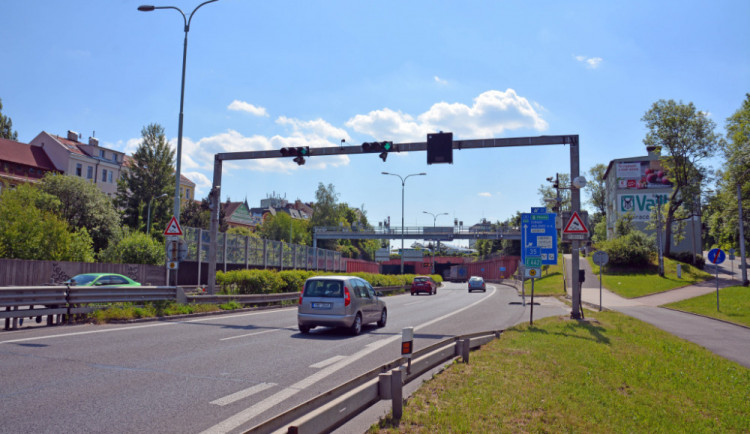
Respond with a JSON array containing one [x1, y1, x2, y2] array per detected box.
[[0, 281, 564, 433]]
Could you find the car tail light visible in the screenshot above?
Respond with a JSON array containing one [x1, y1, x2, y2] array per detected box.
[[344, 287, 351, 306], [299, 292, 303, 305]]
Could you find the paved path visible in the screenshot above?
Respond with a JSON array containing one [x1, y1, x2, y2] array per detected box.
[[564, 254, 750, 368]]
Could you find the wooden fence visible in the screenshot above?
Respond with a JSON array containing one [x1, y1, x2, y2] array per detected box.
[[0, 259, 166, 287]]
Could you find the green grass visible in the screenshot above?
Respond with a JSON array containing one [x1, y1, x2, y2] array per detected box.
[[89, 301, 223, 322], [522, 261, 565, 296], [588, 256, 712, 298], [665, 285, 750, 328], [371, 312, 750, 433]]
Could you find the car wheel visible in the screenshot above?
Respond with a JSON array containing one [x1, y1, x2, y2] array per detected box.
[[350, 313, 363, 335], [299, 324, 310, 334], [411, 291, 415, 296], [377, 309, 387, 328]]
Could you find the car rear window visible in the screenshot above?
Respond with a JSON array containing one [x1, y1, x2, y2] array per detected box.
[[414, 277, 428, 282], [304, 280, 343, 298]]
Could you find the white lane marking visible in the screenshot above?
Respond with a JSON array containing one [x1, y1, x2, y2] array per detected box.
[[0, 308, 297, 345], [210, 382, 276, 406], [220, 329, 278, 341], [309, 355, 346, 369], [200, 286, 496, 433]]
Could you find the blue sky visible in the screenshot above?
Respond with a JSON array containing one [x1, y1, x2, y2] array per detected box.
[[2, 1, 748, 247]]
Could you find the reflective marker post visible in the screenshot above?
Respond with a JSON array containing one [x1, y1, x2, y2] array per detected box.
[[401, 327, 414, 374]]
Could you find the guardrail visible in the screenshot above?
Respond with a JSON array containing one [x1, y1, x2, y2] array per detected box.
[[245, 330, 502, 433], [185, 285, 407, 306], [1, 285, 186, 330]]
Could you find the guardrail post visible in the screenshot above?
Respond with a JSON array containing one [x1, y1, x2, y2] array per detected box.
[[391, 367, 403, 421], [378, 372, 392, 399], [456, 338, 470, 363]]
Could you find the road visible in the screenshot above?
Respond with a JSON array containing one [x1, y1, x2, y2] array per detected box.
[[0, 281, 562, 433]]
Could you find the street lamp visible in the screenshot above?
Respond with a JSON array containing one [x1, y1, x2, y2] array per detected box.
[[147, 193, 169, 234], [423, 211, 448, 273], [138, 0, 219, 224], [382, 172, 426, 274], [737, 167, 750, 286]]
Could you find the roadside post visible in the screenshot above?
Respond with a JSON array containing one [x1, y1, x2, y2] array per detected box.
[[729, 249, 735, 280], [401, 327, 413, 374], [164, 216, 184, 286], [521, 208, 556, 324], [707, 248, 726, 311], [592, 251, 609, 312]]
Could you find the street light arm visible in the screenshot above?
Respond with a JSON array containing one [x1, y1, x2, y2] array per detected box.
[[188, 0, 219, 29]]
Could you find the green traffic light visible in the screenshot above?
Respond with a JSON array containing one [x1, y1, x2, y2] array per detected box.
[[383, 141, 392, 151]]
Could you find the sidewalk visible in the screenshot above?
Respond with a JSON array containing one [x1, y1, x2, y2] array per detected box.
[[564, 254, 750, 369]]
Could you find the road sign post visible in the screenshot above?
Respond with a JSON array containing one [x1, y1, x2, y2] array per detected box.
[[707, 248, 726, 311]]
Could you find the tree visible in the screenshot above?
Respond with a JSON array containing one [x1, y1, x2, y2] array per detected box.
[[39, 173, 122, 253], [641, 100, 722, 257], [116, 123, 175, 231], [259, 212, 310, 245], [0, 97, 18, 140], [538, 173, 571, 212], [309, 183, 343, 250], [0, 184, 94, 261], [98, 229, 165, 265], [180, 195, 226, 231], [585, 163, 607, 216]]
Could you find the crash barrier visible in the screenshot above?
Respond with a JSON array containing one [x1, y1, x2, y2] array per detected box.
[[1, 285, 185, 330], [2, 285, 407, 330], [245, 330, 502, 434], [186, 285, 407, 305]]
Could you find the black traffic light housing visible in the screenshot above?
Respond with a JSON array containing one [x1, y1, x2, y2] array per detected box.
[[279, 147, 310, 165], [427, 132, 453, 164], [362, 141, 394, 162]]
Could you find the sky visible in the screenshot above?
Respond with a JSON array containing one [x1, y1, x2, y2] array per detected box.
[[2, 1, 748, 248]]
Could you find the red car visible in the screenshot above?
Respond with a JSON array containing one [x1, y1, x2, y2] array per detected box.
[[411, 276, 437, 296]]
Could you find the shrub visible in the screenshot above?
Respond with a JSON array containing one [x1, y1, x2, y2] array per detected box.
[[668, 251, 706, 270], [597, 230, 656, 267]]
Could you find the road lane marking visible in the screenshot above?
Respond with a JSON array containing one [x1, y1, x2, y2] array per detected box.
[[210, 382, 276, 406], [309, 355, 345, 369], [219, 329, 278, 341], [200, 287, 496, 433], [0, 308, 297, 345]]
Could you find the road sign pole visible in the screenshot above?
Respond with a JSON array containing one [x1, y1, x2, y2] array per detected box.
[[530, 278, 535, 325], [599, 266, 603, 312]]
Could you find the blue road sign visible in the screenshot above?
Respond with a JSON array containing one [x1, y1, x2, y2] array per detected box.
[[707, 248, 726, 265], [521, 212, 557, 265], [530, 207, 547, 214]]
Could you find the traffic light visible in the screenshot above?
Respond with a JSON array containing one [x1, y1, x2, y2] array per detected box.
[[427, 132, 453, 164], [361, 141, 393, 162], [279, 147, 309, 165]]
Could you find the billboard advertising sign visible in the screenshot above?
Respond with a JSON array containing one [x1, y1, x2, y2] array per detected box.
[[618, 193, 669, 221], [616, 160, 673, 190]]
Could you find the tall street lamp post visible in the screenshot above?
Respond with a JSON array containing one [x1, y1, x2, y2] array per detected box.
[[147, 193, 169, 234], [138, 0, 219, 224], [382, 172, 426, 274], [738, 168, 749, 286], [423, 211, 448, 274]]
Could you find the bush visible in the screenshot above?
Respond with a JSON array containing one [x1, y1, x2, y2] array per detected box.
[[98, 230, 165, 265], [668, 251, 706, 270], [597, 231, 656, 267]]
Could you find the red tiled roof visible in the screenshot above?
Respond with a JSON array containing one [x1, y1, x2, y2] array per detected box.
[[50, 134, 87, 156], [0, 138, 58, 170]]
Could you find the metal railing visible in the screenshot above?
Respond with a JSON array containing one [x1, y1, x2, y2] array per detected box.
[[246, 330, 503, 433]]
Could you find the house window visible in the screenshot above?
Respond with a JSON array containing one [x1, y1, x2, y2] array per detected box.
[[87, 166, 93, 179], [76, 163, 82, 177], [99, 150, 106, 158], [186, 188, 191, 200], [102, 169, 108, 182], [108, 171, 113, 183]]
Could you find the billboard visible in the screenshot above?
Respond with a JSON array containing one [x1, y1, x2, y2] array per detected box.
[[616, 160, 673, 190], [618, 193, 669, 221]]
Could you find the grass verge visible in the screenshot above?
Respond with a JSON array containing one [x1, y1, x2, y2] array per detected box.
[[664, 285, 750, 328], [521, 261, 565, 296], [89, 301, 227, 323], [371, 311, 750, 433], [588, 256, 712, 298]]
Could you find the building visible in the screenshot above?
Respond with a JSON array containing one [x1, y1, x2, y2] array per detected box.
[[0, 137, 60, 192], [29, 130, 125, 197], [223, 200, 261, 230], [603, 146, 700, 255]]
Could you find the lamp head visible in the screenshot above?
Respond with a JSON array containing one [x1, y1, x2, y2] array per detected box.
[[138, 5, 155, 11]]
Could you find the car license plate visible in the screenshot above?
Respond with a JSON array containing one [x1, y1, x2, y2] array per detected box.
[[312, 302, 332, 309]]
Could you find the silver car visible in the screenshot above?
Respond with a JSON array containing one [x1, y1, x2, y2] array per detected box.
[[298, 276, 387, 335]]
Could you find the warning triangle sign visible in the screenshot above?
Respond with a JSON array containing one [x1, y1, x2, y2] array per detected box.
[[563, 211, 588, 234], [164, 216, 183, 236]]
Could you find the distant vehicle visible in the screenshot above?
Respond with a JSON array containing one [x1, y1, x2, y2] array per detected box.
[[298, 276, 387, 335], [65, 273, 141, 287], [468, 276, 486, 292], [445, 265, 468, 283], [411, 276, 437, 296]]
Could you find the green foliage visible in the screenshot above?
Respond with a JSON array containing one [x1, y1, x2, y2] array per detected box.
[[116, 123, 174, 231], [0, 184, 95, 261], [666, 285, 750, 328], [597, 230, 656, 267], [89, 302, 221, 322], [585, 163, 607, 215], [227, 226, 258, 238], [0, 97, 18, 140], [39, 173, 123, 253], [591, 218, 607, 244], [98, 229, 165, 265], [538, 173, 570, 211], [667, 251, 705, 269], [219, 300, 243, 310], [259, 211, 310, 245]]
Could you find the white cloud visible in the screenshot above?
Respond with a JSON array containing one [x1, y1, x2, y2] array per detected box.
[[434, 76, 448, 85], [345, 89, 548, 142], [478, 192, 492, 197], [227, 100, 269, 117], [575, 55, 603, 69]]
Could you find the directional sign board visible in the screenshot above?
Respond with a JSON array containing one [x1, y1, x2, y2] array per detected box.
[[707, 248, 726, 265], [521, 212, 557, 265]]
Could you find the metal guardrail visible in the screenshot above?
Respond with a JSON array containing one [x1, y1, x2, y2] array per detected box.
[[1, 285, 186, 330], [186, 285, 407, 306], [245, 330, 503, 434]]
